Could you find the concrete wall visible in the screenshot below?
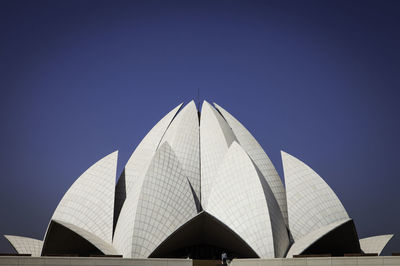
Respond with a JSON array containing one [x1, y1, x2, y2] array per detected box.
[[231, 257, 400, 266], [0, 257, 193, 266]]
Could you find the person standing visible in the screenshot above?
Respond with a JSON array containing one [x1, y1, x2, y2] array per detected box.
[[221, 252, 228, 265]]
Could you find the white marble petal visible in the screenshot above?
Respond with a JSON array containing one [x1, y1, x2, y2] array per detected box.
[[360, 234, 394, 255], [51, 151, 118, 244], [200, 100, 236, 208], [113, 142, 197, 258], [214, 103, 288, 225], [4, 235, 42, 257], [159, 101, 200, 201], [207, 142, 289, 258], [114, 103, 183, 226], [282, 151, 349, 241]]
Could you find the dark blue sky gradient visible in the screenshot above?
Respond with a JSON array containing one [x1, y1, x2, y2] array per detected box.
[[0, 0, 399, 255]]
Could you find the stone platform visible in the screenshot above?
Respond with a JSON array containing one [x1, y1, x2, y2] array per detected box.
[[1, 256, 400, 266]]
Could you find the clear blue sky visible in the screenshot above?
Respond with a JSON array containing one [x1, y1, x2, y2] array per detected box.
[[0, 0, 399, 255]]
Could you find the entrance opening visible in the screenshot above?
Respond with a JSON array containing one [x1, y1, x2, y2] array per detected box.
[[41, 221, 103, 257], [149, 212, 258, 259], [301, 219, 361, 256]]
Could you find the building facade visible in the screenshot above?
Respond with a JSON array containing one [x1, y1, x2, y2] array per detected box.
[[4, 101, 393, 259]]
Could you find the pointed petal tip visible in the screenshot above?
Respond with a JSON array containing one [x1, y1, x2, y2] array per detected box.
[[105, 150, 119, 161], [185, 100, 197, 109], [281, 150, 298, 161], [200, 100, 213, 112], [172, 102, 184, 112], [384, 234, 394, 241]]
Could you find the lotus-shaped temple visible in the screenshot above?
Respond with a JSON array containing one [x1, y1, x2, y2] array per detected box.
[[4, 101, 393, 258]]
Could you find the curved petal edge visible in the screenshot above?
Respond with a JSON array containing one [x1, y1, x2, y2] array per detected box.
[[213, 103, 288, 226], [113, 142, 197, 258], [114, 103, 183, 229], [4, 235, 43, 257], [282, 151, 349, 241], [360, 234, 394, 255], [286, 219, 350, 257], [200, 101, 237, 208], [50, 150, 118, 244], [207, 142, 289, 258]]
